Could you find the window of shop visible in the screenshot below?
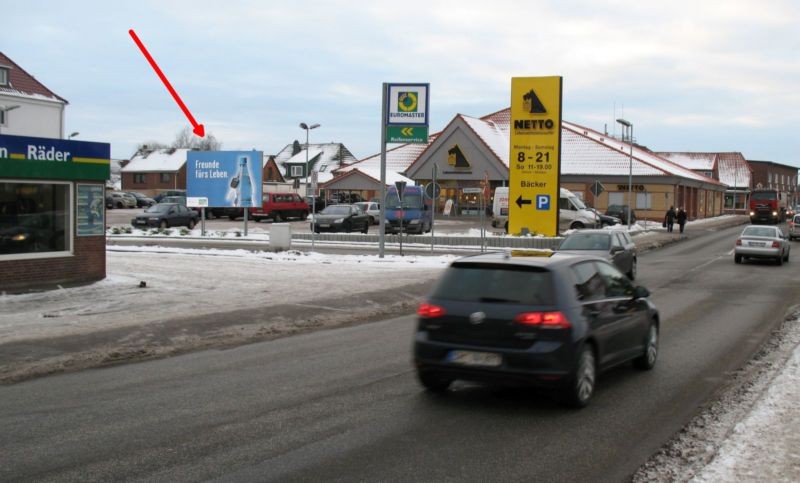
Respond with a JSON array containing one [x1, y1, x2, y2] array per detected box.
[[635, 192, 652, 209], [133, 173, 146, 184], [608, 192, 624, 206], [0, 181, 71, 256]]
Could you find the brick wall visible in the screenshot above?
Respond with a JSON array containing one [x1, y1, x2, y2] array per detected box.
[[0, 235, 106, 292]]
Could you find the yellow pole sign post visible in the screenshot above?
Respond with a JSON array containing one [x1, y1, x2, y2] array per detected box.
[[508, 76, 563, 237]]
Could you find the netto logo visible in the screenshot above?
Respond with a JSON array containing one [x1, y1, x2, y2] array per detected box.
[[447, 145, 470, 168], [515, 88, 555, 130], [398, 92, 418, 112], [523, 89, 546, 114]]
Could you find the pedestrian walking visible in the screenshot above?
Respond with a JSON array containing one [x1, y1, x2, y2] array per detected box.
[[677, 207, 687, 234], [664, 206, 676, 233]]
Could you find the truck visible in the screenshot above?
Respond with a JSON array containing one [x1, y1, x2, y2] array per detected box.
[[749, 188, 789, 224], [384, 184, 432, 234]]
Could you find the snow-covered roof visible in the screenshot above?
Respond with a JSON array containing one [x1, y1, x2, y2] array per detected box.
[[121, 148, 190, 172], [0, 51, 67, 104], [657, 152, 717, 171], [273, 142, 358, 184]]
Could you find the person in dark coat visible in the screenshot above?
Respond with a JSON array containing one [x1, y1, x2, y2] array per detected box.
[[664, 206, 676, 233], [677, 207, 688, 233]]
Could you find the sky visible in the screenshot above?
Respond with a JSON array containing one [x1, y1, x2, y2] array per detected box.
[[2, 0, 798, 166]]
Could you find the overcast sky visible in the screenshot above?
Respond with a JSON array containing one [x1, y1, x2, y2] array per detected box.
[[3, 0, 798, 166]]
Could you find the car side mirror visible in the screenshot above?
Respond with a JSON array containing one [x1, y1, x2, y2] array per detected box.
[[633, 286, 650, 299], [610, 246, 624, 254]]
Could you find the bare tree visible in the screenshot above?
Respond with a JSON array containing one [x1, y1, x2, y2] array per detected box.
[[133, 140, 169, 157], [172, 127, 221, 151]]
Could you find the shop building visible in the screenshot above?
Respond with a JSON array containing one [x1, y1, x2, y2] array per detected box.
[[658, 152, 752, 214], [0, 53, 110, 292]]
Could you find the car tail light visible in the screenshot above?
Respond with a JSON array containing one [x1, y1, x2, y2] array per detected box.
[[514, 311, 571, 329], [772, 241, 781, 248], [418, 303, 446, 318], [735, 239, 742, 246]]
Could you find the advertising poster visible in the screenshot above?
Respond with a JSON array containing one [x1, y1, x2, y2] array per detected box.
[[76, 184, 105, 236], [186, 151, 263, 207]]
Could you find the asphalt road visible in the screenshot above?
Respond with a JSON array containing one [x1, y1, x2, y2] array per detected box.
[[2, 222, 798, 481]]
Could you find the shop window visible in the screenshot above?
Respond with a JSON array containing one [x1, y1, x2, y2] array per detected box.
[[160, 173, 172, 183], [635, 193, 652, 209], [608, 192, 624, 206], [0, 181, 71, 256], [133, 173, 146, 184]]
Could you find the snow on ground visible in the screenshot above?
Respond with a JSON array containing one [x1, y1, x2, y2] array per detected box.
[[0, 249, 456, 344]]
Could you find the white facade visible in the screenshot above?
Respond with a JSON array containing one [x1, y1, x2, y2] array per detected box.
[[0, 93, 65, 138]]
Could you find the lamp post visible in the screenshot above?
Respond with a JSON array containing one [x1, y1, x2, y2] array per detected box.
[[68, 131, 79, 139], [0, 105, 21, 135], [616, 118, 634, 230], [299, 122, 320, 248]]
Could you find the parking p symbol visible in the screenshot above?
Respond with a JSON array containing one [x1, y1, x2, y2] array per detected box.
[[536, 195, 550, 210]]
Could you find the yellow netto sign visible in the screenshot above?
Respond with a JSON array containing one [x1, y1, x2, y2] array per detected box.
[[508, 76, 562, 237]]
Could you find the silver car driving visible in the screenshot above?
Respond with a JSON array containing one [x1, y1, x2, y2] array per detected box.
[[734, 225, 790, 265], [556, 229, 638, 280]]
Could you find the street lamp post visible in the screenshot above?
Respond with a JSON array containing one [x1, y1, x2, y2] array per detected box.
[[299, 122, 320, 247], [616, 118, 634, 230], [0, 105, 21, 135]]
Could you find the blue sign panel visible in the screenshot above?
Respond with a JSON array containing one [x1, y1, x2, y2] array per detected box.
[[187, 151, 262, 208], [0, 134, 110, 181]]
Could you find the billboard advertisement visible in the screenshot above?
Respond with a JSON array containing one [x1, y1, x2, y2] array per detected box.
[[186, 151, 262, 208]]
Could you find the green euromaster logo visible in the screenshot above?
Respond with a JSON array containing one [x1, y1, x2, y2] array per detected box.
[[398, 92, 418, 112]]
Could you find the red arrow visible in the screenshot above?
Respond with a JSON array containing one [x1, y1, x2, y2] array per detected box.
[[128, 29, 205, 137]]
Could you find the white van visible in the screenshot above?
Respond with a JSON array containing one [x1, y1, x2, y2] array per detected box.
[[491, 187, 599, 233]]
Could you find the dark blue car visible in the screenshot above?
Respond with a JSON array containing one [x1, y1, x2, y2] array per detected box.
[[413, 251, 659, 408]]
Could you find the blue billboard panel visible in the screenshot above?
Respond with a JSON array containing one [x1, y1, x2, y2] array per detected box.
[[186, 151, 262, 207]]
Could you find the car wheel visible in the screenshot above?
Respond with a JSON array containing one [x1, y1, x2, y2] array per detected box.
[[228, 215, 237, 221], [627, 259, 637, 280], [504, 221, 508, 234], [784, 249, 789, 262], [560, 344, 596, 408], [634, 321, 659, 370], [301, 211, 308, 220], [734, 254, 742, 264], [274, 212, 282, 222], [417, 371, 452, 392], [570, 222, 585, 230], [116, 202, 123, 209], [369, 216, 375, 225], [159, 220, 168, 229], [188, 219, 196, 229], [776, 255, 783, 266], [362, 222, 369, 234]]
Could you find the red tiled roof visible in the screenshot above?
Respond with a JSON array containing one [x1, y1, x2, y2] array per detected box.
[[0, 52, 67, 104]]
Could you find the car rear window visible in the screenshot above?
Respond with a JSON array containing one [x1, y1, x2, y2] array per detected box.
[[430, 262, 554, 305], [559, 233, 610, 250]]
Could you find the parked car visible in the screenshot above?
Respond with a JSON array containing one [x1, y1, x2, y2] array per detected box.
[[105, 191, 137, 209], [125, 191, 155, 208], [734, 225, 790, 265], [250, 192, 309, 222], [131, 203, 199, 229], [152, 189, 186, 203], [587, 208, 621, 227], [354, 201, 381, 225], [159, 195, 203, 217], [605, 205, 636, 225], [208, 207, 244, 220], [306, 196, 335, 213], [789, 214, 800, 241], [310, 204, 370, 233], [413, 251, 660, 408], [556, 229, 638, 279]]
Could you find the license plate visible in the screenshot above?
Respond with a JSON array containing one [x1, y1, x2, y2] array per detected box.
[[319, 224, 330, 228], [447, 350, 502, 367], [749, 242, 766, 247]]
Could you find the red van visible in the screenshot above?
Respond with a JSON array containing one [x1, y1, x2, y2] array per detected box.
[[249, 192, 309, 222]]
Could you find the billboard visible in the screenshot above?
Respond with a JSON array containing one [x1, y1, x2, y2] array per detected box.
[[186, 151, 262, 208], [0, 134, 110, 181], [508, 76, 562, 236]]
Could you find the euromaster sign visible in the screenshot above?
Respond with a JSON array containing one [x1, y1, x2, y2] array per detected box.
[[186, 151, 262, 208], [508, 76, 563, 237], [0, 134, 110, 181], [386, 83, 429, 143]]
